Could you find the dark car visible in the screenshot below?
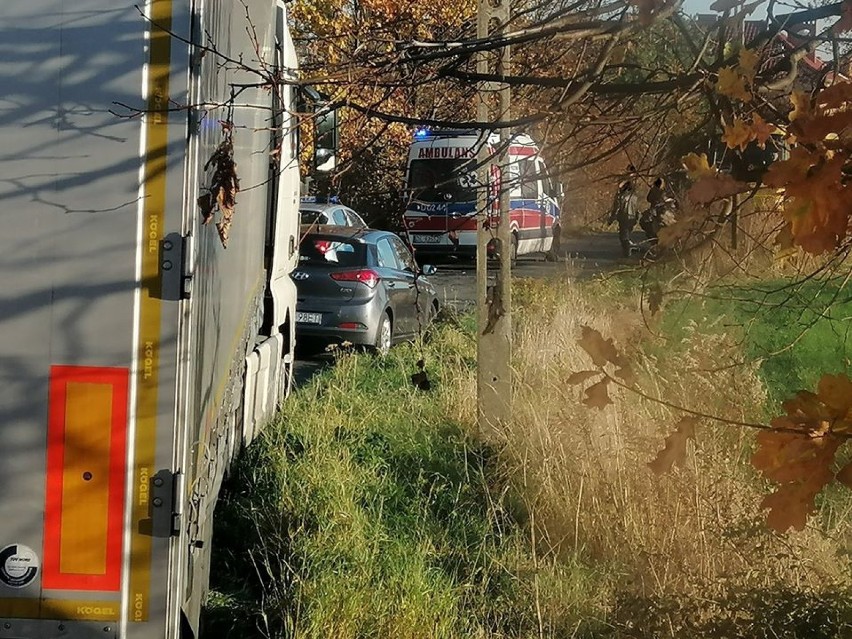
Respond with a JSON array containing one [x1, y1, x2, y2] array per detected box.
[[293, 227, 439, 353]]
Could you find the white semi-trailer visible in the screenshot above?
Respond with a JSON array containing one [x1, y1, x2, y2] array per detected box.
[[0, 1, 321, 637]]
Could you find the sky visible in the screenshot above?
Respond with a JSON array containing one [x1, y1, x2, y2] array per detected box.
[[680, 0, 770, 18]]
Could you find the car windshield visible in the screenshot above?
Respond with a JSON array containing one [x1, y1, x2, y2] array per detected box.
[[408, 159, 477, 203], [299, 236, 366, 267], [300, 209, 326, 225]]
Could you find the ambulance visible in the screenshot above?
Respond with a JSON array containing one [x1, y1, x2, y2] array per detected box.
[[402, 129, 562, 260]]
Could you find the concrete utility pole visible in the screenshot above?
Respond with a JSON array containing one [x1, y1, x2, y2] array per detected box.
[[476, 0, 512, 431]]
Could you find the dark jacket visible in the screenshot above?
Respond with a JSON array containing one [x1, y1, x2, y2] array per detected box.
[[609, 185, 638, 227], [646, 185, 665, 209]]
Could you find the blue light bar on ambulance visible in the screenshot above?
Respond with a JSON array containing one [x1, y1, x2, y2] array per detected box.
[[414, 128, 429, 139]]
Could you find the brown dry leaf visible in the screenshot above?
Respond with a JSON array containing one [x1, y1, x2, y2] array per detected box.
[[738, 47, 759, 81], [816, 373, 852, 421], [716, 66, 751, 102], [198, 193, 215, 225], [760, 482, 823, 532], [613, 359, 636, 386], [577, 325, 620, 367], [753, 430, 841, 483], [837, 463, 852, 489], [784, 188, 852, 255], [797, 111, 852, 144], [751, 375, 852, 531], [722, 118, 753, 151], [648, 283, 663, 315], [583, 378, 613, 409], [682, 152, 714, 180], [648, 416, 698, 475], [749, 114, 776, 148], [763, 147, 816, 188], [789, 91, 811, 122], [688, 174, 750, 204], [217, 215, 232, 248], [567, 370, 601, 386], [817, 80, 852, 108]]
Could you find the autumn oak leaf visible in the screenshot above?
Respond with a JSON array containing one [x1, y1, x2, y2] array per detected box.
[[578, 325, 620, 367], [763, 146, 816, 188], [749, 114, 776, 148], [737, 47, 760, 81], [789, 91, 811, 122], [583, 378, 613, 409], [815, 373, 852, 424], [752, 374, 852, 532], [613, 359, 637, 387], [722, 118, 753, 151], [688, 174, 750, 205], [816, 80, 852, 109], [567, 370, 601, 386], [648, 417, 698, 475], [760, 483, 822, 532], [682, 152, 714, 180], [716, 66, 751, 102]]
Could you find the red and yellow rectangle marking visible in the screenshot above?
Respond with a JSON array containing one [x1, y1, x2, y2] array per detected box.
[[43, 366, 129, 592]]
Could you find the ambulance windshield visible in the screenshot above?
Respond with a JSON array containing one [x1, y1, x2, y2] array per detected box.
[[408, 159, 478, 203]]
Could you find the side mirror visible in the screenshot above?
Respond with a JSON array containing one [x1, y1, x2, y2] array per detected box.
[[299, 86, 338, 174], [314, 108, 337, 173], [420, 264, 437, 276]]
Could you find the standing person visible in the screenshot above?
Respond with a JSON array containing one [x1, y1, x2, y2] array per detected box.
[[640, 177, 666, 243], [646, 177, 665, 210], [608, 180, 638, 257]]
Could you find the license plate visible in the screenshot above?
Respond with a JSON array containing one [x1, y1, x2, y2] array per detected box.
[[296, 312, 322, 325], [413, 233, 442, 244]]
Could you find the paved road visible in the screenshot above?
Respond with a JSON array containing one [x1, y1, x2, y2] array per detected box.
[[428, 231, 623, 311], [293, 232, 624, 386]]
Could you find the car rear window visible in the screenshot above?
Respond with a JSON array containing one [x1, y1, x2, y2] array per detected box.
[[300, 209, 327, 225], [299, 236, 367, 267]]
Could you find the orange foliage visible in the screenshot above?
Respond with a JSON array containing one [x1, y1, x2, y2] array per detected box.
[[752, 374, 852, 531]]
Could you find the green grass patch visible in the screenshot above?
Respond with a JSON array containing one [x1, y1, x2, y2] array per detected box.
[[658, 277, 852, 407], [204, 319, 607, 638]]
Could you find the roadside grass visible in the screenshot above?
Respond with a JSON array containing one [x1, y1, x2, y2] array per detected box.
[[656, 277, 852, 408], [504, 274, 852, 634], [204, 321, 609, 638], [206, 272, 852, 638]]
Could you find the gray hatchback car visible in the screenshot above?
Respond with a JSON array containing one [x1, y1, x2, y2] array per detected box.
[[293, 226, 439, 353]]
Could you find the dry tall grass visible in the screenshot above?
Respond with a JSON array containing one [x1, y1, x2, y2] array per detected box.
[[444, 276, 852, 635]]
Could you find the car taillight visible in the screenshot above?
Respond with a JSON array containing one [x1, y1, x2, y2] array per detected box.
[[330, 269, 380, 288]]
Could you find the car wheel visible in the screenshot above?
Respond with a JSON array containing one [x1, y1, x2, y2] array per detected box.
[[375, 312, 392, 355]]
